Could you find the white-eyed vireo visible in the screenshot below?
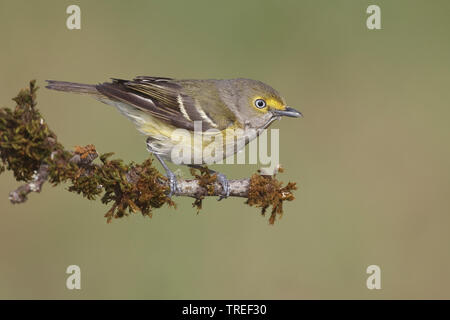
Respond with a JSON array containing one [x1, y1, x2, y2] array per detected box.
[[46, 76, 302, 198]]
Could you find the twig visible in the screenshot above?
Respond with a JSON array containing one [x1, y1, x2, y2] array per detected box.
[[9, 164, 49, 203], [7, 162, 250, 203], [176, 178, 250, 198]]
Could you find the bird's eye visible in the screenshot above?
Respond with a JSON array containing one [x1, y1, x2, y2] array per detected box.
[[254, 99, 266, 109]]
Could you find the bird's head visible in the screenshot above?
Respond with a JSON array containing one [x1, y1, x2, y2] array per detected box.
[[229, 79, 302, 129]]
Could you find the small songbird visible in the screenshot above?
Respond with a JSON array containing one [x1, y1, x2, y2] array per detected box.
[[46, 77, 302, 198]]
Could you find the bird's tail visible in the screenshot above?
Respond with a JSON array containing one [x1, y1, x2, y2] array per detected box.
[[45, 80, 99, 95]]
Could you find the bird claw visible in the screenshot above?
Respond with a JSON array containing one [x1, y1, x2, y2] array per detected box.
[[215, 172, 230, 201], [165, 170, 179, 197]]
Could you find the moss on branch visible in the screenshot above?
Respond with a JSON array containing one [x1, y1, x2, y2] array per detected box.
[[0, 81, 297, 224]]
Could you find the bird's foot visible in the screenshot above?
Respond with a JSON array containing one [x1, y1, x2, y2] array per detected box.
[[164, 170, 180, 197], [215, 172, 230, 201]]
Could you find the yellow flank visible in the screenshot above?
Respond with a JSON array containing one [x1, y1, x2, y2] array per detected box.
[[139, 117, 175, 138], [139, 114, 257, 164]]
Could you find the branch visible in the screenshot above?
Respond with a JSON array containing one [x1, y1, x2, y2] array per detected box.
[[9, 164, 49, 203], [0, 81, 297, 224], [176, 178, 250, 198]]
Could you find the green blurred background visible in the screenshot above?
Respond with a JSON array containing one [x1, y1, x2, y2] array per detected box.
[[1, 0, 450, 299]]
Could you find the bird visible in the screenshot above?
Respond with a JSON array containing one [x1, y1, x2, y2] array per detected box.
[[46, 76, 302, 198]]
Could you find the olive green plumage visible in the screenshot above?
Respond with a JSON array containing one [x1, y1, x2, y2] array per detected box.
[[46, 76, 302, 196], [46, 76, 300, 134]]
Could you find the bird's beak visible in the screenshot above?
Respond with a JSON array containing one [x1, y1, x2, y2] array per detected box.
[[271, 106, 303, 118]]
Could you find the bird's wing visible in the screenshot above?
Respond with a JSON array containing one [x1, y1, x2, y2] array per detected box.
[[96, 77, 234, 131]]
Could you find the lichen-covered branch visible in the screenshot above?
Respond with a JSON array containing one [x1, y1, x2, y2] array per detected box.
[[8, 164, 49, 203], [0, 81, 297, 224]]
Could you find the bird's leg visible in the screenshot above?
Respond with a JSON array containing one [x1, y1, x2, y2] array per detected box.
[[146, 139, 179, 197], [154, 153, 179, 197], [188, 165, 230, 200]]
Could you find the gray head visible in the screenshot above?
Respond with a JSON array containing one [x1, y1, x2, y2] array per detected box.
[[218, 78, 302, 129]]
